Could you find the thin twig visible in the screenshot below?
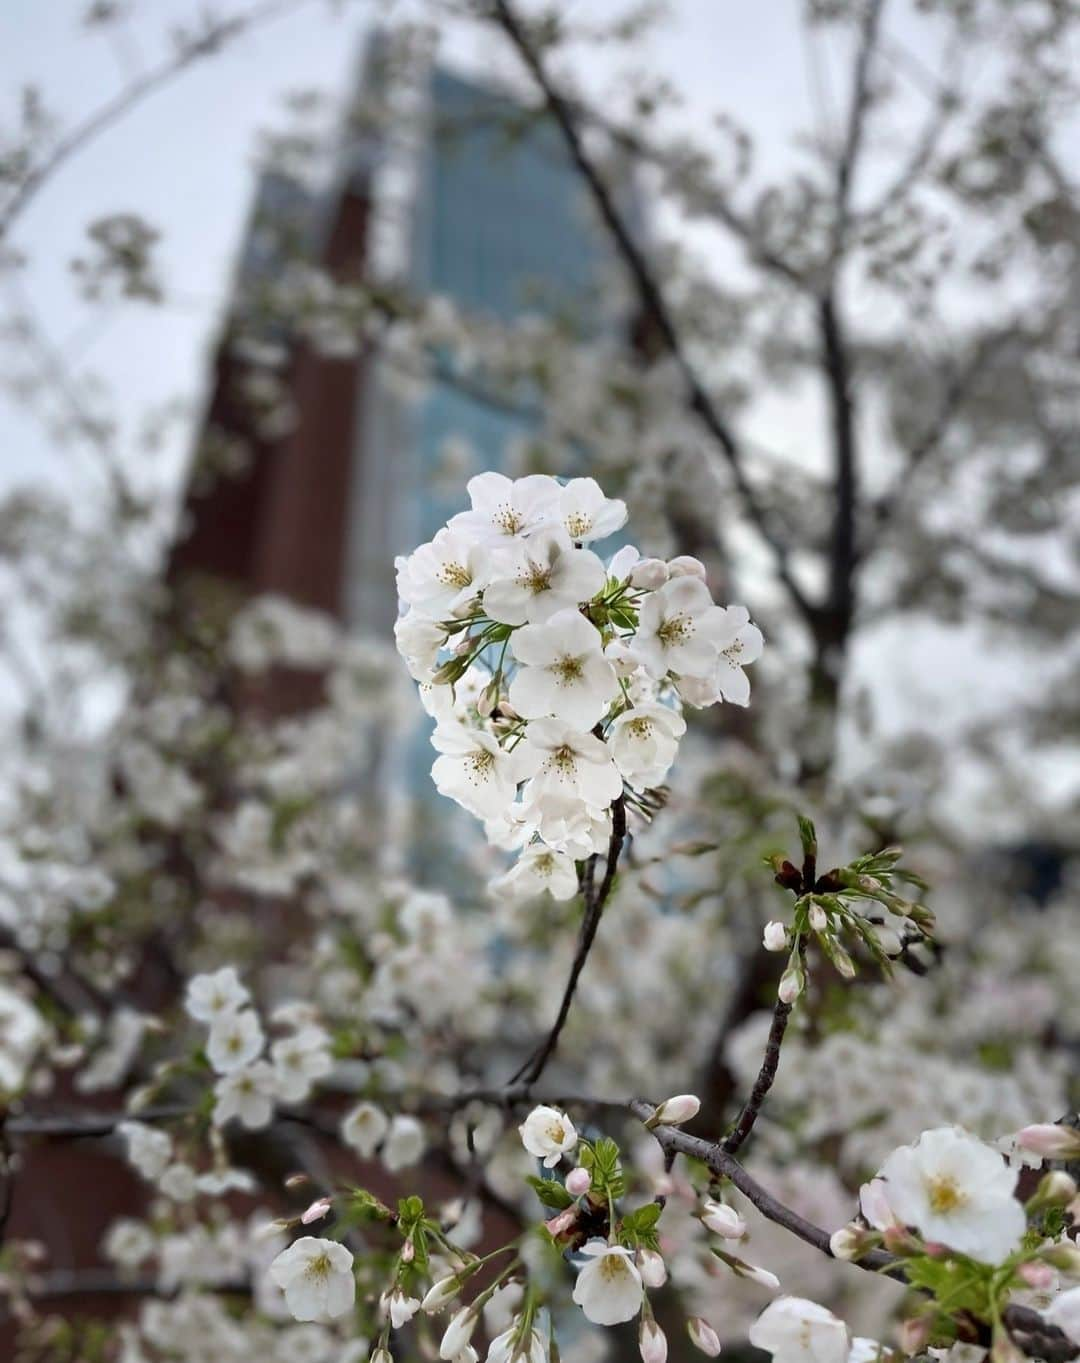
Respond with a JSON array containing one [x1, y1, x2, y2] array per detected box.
[[721, 943, 803, 1156], [510, 795, 627, 1087]]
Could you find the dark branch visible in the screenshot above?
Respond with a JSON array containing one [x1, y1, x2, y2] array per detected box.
[[489, 0, 817, 630], [510, 794, 627, 1086]]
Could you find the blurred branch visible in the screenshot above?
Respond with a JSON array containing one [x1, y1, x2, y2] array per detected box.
[[0, 0, 331, 240], [489, 0, 819, 629]]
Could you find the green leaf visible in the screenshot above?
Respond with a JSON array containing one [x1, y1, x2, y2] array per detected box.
[[796, 814, 817, 859], [526, 1175, 574, 1210]]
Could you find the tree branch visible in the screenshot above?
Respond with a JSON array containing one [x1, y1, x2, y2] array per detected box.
[[509, 794, 627, 1087], [489, 0, 817, 630]]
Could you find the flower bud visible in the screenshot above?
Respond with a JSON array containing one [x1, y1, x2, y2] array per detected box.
[[701, 1199, 746, 1239], [1017, 1261, 1056, 1289], [372, 1351, 394, 1363], [640, 1318, 668, 1363], [401, 1236, 415, 1263], [829, 1223, 874, 1262], [422, 1275, 461, 1313], [778, 964, 804, 1004], [565, 1167, 591, 1197], [667, 556, 707, 581], [1017, 1124, 1080, 1160], [688, 1317, 722, 1356], [439, 1306, 479, 1360], [1029, 1170, 1079, 1211], [899, 1316, 932, 1355], [808, 903, 828, 932], [652, 1094, 701, 1126], [638, 1247, 667, 1288], [300, 1196, 331, 1225], [1041, 1241, 1080, 1274], [763, 921, 787, 952], [630, 558, 669, 590]]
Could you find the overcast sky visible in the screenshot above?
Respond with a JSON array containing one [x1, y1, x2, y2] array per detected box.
[[1, 0, 1076, 832]]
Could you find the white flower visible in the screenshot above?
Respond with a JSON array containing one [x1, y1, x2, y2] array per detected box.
[[382, 1114, 426, 1171], [103, 1218, 155, 1268], [484, 528, 606, 626], [516, 785, 611, 859], [488, 1323, 548, 1363], [667, 555, 707, 580], [431, 723, 518, 821], [213, 1060, 277, 1129], [269, 1236, 355, 1322], [509, 610, 619, 729], [340, 1101, 389, 1158], [395, 610, 447, 682], [439, 1305, 480, 1359], [651, 1094, 700, 1126], [572, 1240, 643, 1325], [637, 1248, 667, 1287], [158, 1162, 198, 1201], [677, 606, 763, 708], [608, 704, 686, 789], [422, 1275, 461, 1313], [386, 1287, 421, 1329], [873, 1126, 1025, 1262], [270, 1026, 333, 1103], [206, 1009, 264, 1075], [117, 1121, 172, 1181], [396, 527, 491, 618], [519, 1105, 578, 1168], [490, 844, 579, 902], [555, 477, 627, 544], [748, 1298, 850, 1363], [512, 719, 623, 811], [449, 471, 560, 545], [629, 558, 669, 590], [633, 577, 732, 681], [185, 967, 249, 1024], [1045, 1287, 1080, 1346]]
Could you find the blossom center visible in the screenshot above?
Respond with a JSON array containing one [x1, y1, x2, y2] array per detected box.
[[926, 1174, 967, 1214], [465, 749, 496, 782], [305, 1252, 332, 1280], [565, 512, 593, 539], [520, 564, 553, 595], [438, 562, 472, 589], [553, 655, 584, 685], [493, 504, 524, 535], [627, 718, 652, 739], [598, 1254, 628, 1282], [657, 613, 692, 647], [551, 745, 578, 777]]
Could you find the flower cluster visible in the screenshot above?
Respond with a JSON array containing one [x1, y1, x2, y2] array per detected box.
[[394, 472, 762, 888]]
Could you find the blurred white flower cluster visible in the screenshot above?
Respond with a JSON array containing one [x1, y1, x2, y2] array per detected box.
[[394, 472, 762, 893]]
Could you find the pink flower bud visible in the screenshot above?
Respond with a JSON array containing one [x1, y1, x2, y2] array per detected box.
[[300, 1197, 331, 1224], [1018, 1261, 1056, 1289], [640, 1319, 668, 1363], [401, 1236, 415, 1263], [1016, 1125, 1080, 1159], [899, 1316, 932, 1355], [638, 1247, 667, 1288], [763, 921, 787, 952], [565, 1167, 591, 1197], [544, 1208, 577, 1238], [688, 1317, 722, 1357]]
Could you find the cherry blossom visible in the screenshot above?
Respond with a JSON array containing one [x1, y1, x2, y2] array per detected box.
[[608, 703, 686, 789], [449, 471, 560, 545], [508, 610, 619, 729], [340, 1100, 390, 1158], [554, 476, 628, 544], [431, 723, 518, 820], [490, 843, 579, 901], [206, 1008, 264, 1075], [269, 1237, 355, 1322], [484, 528, 606, 626], [748, 1298, 850, 1363], [184, 966, 249, 1023], [519, 1104, 578, 1167], [212, 1060, 277, 1129], [572, 1240, 643, 1325], [633, 576, 737, 681], [512, 718, 622, 810], [396, 527, 491, 619], [869, 1126, 1025, 1262]]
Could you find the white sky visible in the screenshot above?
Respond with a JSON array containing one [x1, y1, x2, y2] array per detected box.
[[1, 0, 1077, 834]]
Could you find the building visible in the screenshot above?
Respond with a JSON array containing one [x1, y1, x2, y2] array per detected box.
[[169, 27, 638, 871]]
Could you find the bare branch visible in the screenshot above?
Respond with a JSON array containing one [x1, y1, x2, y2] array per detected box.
[[510, 794, 627, 1087], [489, 0, 818, 629]]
